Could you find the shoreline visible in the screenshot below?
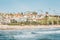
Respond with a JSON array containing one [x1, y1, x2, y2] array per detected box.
[[0, 25, 60, 30]]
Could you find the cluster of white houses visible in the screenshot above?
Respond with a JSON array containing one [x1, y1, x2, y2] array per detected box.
[[0, 12, 60, 25]]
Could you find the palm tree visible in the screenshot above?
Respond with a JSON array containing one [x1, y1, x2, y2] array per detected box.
[[45, 12, 49, 25]]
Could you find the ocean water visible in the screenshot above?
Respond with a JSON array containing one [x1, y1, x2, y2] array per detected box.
[[0, 28, 60, 40]]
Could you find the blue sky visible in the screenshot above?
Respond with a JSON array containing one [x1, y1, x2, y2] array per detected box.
[[0, 0, 60, 15]]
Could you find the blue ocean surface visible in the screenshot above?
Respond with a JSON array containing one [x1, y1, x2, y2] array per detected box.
[[0, 28, 60, 40]]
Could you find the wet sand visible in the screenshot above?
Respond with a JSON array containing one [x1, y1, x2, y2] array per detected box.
[[0, 25, 60, 30]]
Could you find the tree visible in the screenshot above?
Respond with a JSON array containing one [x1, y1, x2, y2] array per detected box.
[[10, 19, 17, 23], [20, 12, 24, 15], [32, 12, 37, 15]]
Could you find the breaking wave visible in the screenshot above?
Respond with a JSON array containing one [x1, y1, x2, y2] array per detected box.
[[0, 28, 60, 40]]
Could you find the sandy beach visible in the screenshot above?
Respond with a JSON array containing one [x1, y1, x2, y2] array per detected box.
[[0, 25, 60, 30]]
